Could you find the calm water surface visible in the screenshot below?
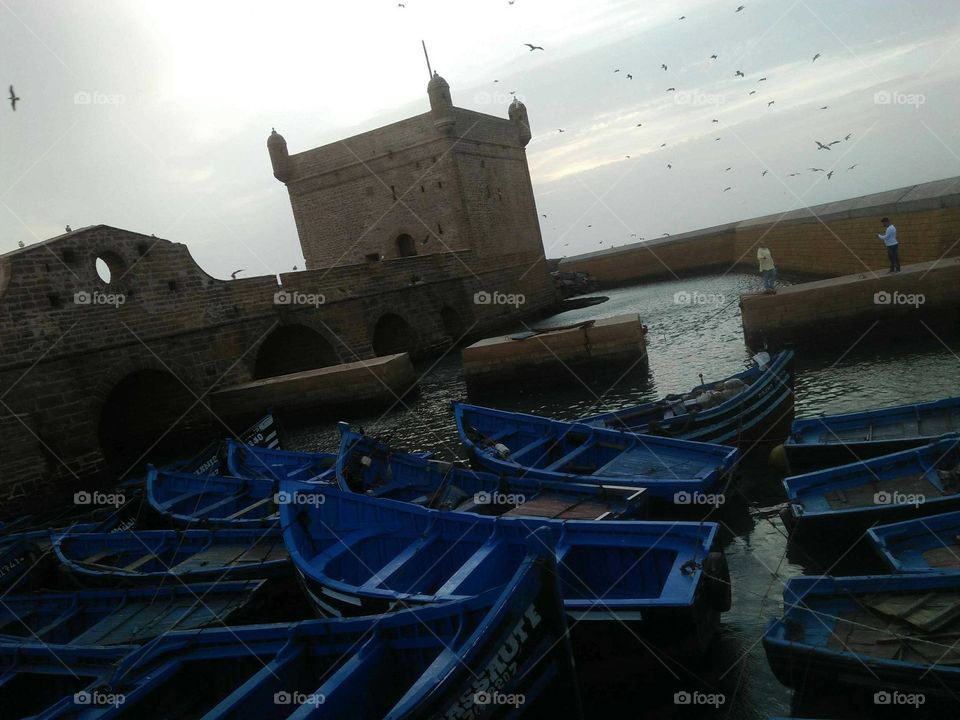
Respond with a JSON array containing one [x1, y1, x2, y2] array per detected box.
[[288, 272, 960, 719]]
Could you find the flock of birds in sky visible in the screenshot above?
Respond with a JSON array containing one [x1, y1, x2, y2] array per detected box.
[[401, 2, 865, 252], [6, 4, 870, 260]]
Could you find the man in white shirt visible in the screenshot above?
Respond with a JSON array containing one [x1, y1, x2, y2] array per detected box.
[[757, 246, 776, 293], [878, 217, 899, 273]]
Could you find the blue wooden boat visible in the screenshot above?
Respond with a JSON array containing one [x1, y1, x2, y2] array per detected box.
[[453, 402, 739, 499], [177, 411, 282, 476], [0, 580, 266, 646], [53, 528, 289, 585], [868, 510, 960, 573], [581, 350, 795, 446], [764, 572, 960, 695], [781, 437, 960, 541], [336, 423, 647, 520], [0, 643, 131, 719], [280, 479, 730, 656], [0, 511, 138, 593], [35, 530, 582, 719], [225, 438, 336, 484], [146, 466, 279, 528], [783, 396, 960, 474]]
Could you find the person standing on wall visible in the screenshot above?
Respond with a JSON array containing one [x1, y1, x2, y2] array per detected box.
[[757, 246, 776, 293], [878, 217, 900, 273]]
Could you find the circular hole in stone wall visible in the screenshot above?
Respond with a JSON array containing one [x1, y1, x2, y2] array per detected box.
[[95, 257, 112, 283]]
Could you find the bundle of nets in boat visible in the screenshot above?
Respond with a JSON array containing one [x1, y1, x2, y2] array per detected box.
[[694, 378, 748, 409]]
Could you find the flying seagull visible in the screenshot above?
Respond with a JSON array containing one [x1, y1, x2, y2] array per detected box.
[[8, 85, 18, 111], [679, 15, 686, 20], [660, 143, 667, 147], [812, 53, 821, 62], [808, 167, 824, 172], [666, 87, 676, 91], [723, 187, 732, 192], [767, 100, 775, 106], [626, 73, 633, 79], [762, 170, 768, 176], [715, 137, 721, 141], [789, 172, 800, 177], [844, 133, 853, 140], [758, 77, 767, 82], [736, 5, 745, 12], [725, 167, 732, 171], [667, 164, 672, 169], [749, 90, 757, 95], [661, 64, 668, 71], [712, 118, 719, 123], [230, 269, 245, 279], [848, 163, 858, 170], [625, 155, 631, 159], [524, 43, 544, 51], [710, 54, 719, 60], [542, 214, 547, 218], [815, 141, 831, 150], [826, 170, 834, 180], [828, 140, 841, 146], [614, 69, 620, 73], [735, 70, 744, 77], [558, 128, 564, 132], [820, 105, 829, 110], [636, 123, 643, 127]]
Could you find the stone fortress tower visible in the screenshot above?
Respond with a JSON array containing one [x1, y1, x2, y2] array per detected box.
[[267, 71, 554, 317]]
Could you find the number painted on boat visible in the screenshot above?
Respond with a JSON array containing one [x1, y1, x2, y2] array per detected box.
[[443, 602, 541, 719]]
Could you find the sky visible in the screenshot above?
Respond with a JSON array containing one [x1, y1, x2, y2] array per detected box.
[[1, 0, 959, 278]]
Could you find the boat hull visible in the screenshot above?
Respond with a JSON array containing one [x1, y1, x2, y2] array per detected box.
[[281, 481, 729, 661], [764, 573, 960, 697], [782, 437, 960, 547], [582, 350, 796, 448], [454, 402, 740, 499], [783, 396, 960, 473]]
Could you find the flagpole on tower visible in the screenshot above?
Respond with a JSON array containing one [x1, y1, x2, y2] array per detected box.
[[422, 40, 433, 78]]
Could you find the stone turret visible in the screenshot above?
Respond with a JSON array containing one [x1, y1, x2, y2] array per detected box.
[[427, 72, 456, 135], [267, 128, 291, 182], [508, 99, 532, 147]]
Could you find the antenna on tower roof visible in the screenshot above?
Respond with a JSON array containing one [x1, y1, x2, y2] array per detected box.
[[422, 40, 433, 79]]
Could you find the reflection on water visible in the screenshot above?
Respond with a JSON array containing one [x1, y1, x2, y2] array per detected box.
[[287, 272, 960, 719]]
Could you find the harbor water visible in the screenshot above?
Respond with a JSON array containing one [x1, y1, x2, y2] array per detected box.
[[287, 271, 960, 719]]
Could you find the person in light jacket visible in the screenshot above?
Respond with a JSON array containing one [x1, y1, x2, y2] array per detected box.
[[757, 246, 776, 293], [878, 217, 899, 273]]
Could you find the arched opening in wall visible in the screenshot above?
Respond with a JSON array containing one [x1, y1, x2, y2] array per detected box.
[[253, 324, 339, 380], [396, 233, 416, 258], [440, 305, 466, 344], [98, 370, 211, 476], [94, 251, 126, 285], [372, 313, 417, 357]]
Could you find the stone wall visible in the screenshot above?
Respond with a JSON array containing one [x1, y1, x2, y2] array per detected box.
[[0, 225, 554, 513], [559, 176, 960, 283]]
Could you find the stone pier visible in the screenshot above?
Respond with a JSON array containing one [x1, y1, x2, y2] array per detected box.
[[739, 257, 960, 348], [461, 313, 648, 393]]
